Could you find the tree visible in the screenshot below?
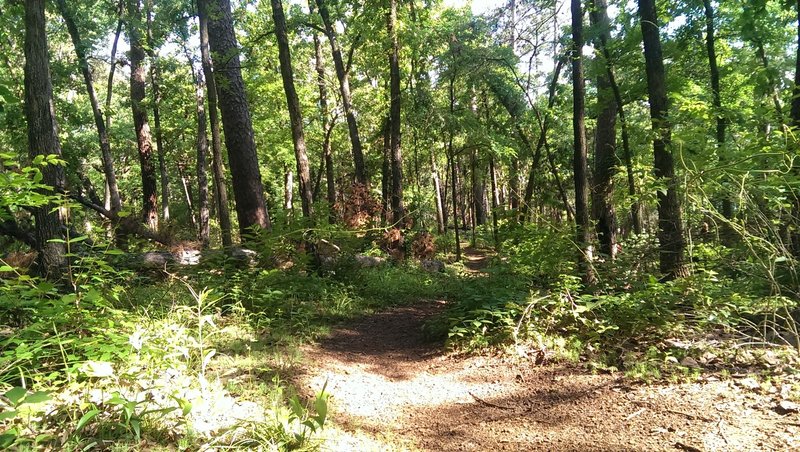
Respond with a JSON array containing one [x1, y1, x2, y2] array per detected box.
[[127, 0, 159, 231], [145, 0, 171, 223], [198, 0, 233, 247], [200, 0, 270, 236], [24, 0, 67, 278], [55, 0, 122, 215], [572, 0, 594, 284], [638, 0, 687, 278], [271, 0, 313, 220], [310, 1, 336, 224], [388, 0, 404, 226], [590, 0, 618, 259], [316, 0, 367, 185]]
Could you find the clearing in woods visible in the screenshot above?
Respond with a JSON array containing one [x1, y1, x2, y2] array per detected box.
[[291, 251, 800, 451]]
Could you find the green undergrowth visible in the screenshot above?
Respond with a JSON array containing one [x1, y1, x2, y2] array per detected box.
[[437, 223, 800, 384]]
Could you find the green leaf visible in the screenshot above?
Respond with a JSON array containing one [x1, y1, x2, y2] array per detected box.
[[0, 429, 18, 448], [74, 409, 100, 433], [0, 410, 17, 421], [4, 387, 26, 406], [22, 391, 51, 405]]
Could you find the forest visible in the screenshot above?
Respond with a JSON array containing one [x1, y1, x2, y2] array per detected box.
[[1, 0, 800, 449]]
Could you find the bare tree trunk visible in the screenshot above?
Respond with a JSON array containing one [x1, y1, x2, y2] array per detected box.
[[639, 0, 687, 279], [388, 0, 404, 226], [178, 164, 197, 231], [489, 156, 499, 248], [572, 0, 594, 284], [198, 2, 232, 247], [127, 0, 159, 231], [145, 1, 169, 223], [316, 0, 367, 185], [449, 154, 461, 261], [24, 0, 67, 279], [590, 0, 618, 259], [382, 116, 392, 225], [56, 0, 121, 214], [310, 3, 337, 224], [432, 153, 445, 234], [271, 0, 313, 220], [184, 50, 210, 247], [105, 1, 124, 133], [284, 169, 294, 212], [200, 0, 271, 236]]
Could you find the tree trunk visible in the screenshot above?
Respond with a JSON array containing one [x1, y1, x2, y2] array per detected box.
[[572, 0, 594, 285], [127, 0, 159, 231], [449, 154, 461, 261], [187, 57, 210, 247], [24, 0, 67, 279], [146, 2, 170, 223], [489, 156, 499, 248], [200, 0, 271, 236], [388, 0, 404, 226], [178, 164, 197, 231], [105, 1, 124, 133], [382, 116, 392, 225], [198, 1, 233, 247], [56, 0, 121, 214], [432, 153, 445, 234], [790, 0, 800, 254], [638, 0, 687, 279], [311, 4, 337, 224], [590, 0, 618, 260], [316, 0, 367, 185], [272, 0, 313, 220], [284, 169, 294, 212]]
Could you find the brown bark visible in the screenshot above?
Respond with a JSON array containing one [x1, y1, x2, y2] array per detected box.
[[572, 0, 594, 285], [590, 0, 618, 259], [316, 0, 367, 185], [311, 2, 337, 224], [388, 0, 404, 226], [382, 116, 392, 225], [200, 0, 271, 236], [185, 51, 210, 247], [638, 0, 687, 279], [432, 153, 445, 234], [146, 1, 169, 223], [271, 0, 313, 220], [55, 0, 121, 215], [127, 0, 159, 231], [24, 0, 67, 279], [198, 2, 233, 247]]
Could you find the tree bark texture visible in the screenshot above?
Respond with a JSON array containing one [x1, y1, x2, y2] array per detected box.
[[316, 0, 367, 185], [271, 0, 314, 219], [388, 0, 404, 226], [24, 0, 67, 279], [590, 0, 618, 259], [56, 0, 122, 215], [572, 0, 594, 284], [201, 0, 271, 236], [127, 0, 159, 231], [198, 2, 233, 247], [638, 0, 687, 279]]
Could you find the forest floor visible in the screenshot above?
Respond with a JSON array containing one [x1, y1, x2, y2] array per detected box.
[[291, 251, 800, 451]]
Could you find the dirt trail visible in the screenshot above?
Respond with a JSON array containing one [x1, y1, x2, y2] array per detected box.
[[294, 258, 800, 451]]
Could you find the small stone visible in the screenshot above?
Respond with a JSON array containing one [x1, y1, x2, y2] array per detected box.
[[680, 356, 701, 368], [778, 400, 800, 414], [738, 377, 760, 390]]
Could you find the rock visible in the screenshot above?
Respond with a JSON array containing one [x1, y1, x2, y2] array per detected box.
[[229, 247, 258, 266], [778, 400, 800, 414], [141, 251, 176, 269], [354, 254, 386, 268], [420, 259, 445, 273], [680, 356, 701, 369], [738, 377, 761, 390], [176, 249, 202, 266]]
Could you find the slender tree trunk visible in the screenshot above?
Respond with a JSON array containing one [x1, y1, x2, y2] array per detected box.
[[198, 2, 232, 247], [572, 0, 594, 284], [56, 0, 121, 214], [388, 0, 405, 226], [127, 0, 159, 231], [310, 5, 337, 224], [523, 54, 565, 219], [432, 153, 445, 234], [449, 153, 461, 261], [200, 0, 270, 236], [145, 2, 170, 224], [271, 0, 313, 220], [382, 116, 392, 225], [489, 156, 499, 248], [639, 0, 687, 279], [24, 0, 67, 279], [316, 0, 367, 185], [790, 0, 800, 254], [105, 1, 124, 133], [186, 54, 210, 246], [178, 164, 197, 231], [590, 0, 618, 259], [284, 169, 294, 212]]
